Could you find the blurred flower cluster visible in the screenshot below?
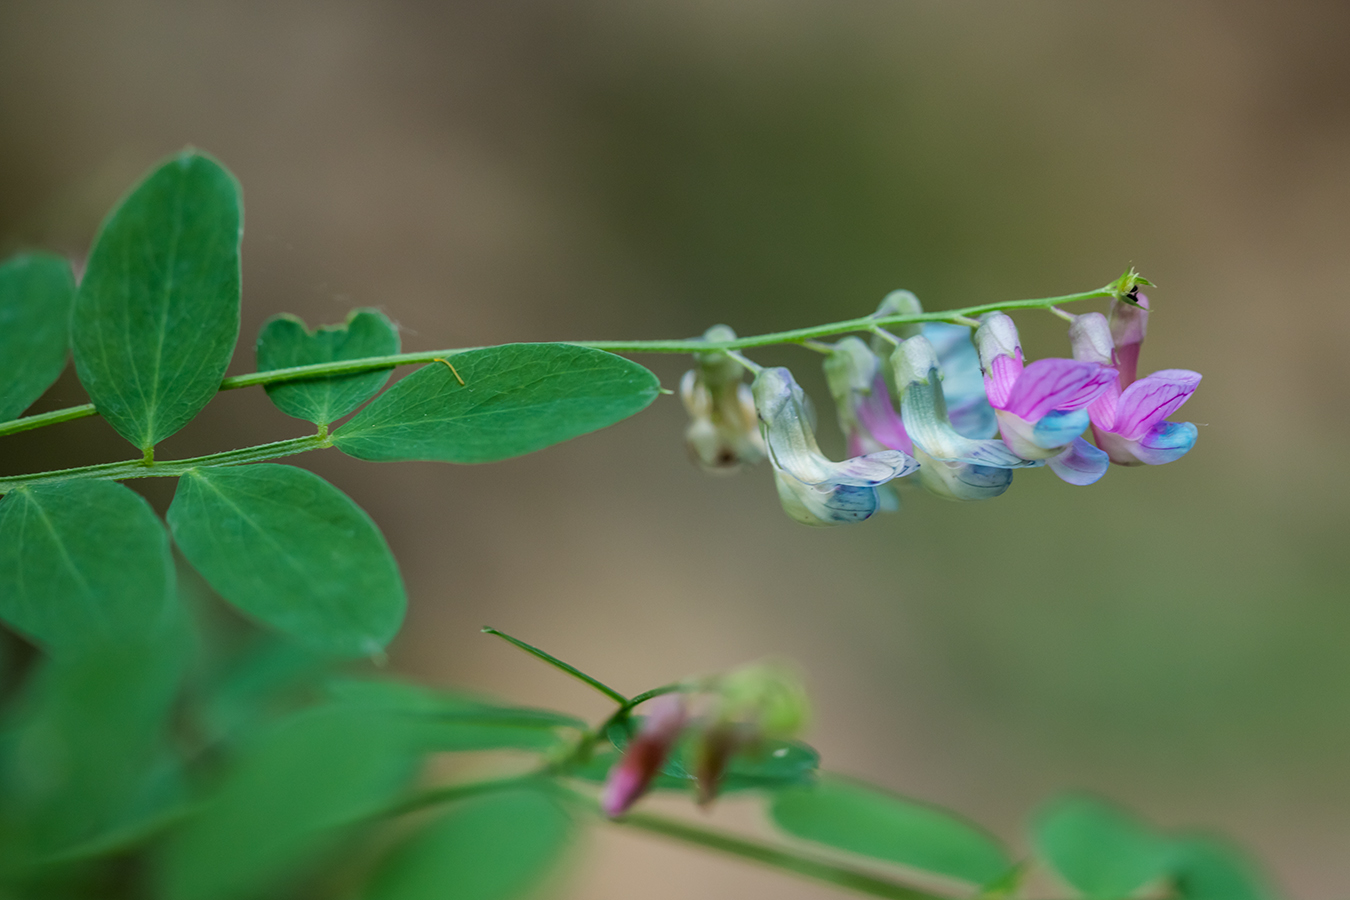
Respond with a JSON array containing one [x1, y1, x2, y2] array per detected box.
[[681, 291, 1201, 525], [601, 661, 810, 817]]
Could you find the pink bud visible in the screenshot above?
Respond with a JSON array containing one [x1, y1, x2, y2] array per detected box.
[[600, 695, 688, 818]]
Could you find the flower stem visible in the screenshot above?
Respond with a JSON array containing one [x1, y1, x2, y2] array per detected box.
[[610, 809, 951, 900], [0, 435, 327, 494], [481, 627, 629, 705], [0, 285, 1114, 440]]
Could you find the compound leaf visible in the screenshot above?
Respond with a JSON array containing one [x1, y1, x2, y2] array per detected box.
[[332, 343, 659, 463], [167, 464, 405, 657], [257, 309, 400, 425], [72, 150, 242, 450], [0, 253, 76, 422], [0, 480, 174, 654], [770, 776, 1011, 886]]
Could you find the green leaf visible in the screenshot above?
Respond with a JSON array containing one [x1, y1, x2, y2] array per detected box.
[[0, 632, 185, 867], [0, 253, 76, 422], [326, 677, 583, 753], [770, 776, 1011, 886], [364, 788, 574, 900], [332, 343, 660, 463], [1168, 836, 1272, 900], [197, 638, 336, 745], [157, 704, 419, 900], [1032, 793, 1171, 898], [0, 480, 174, 654], [257, 309, 400, 425], [71, 150, 242, 450], [167, 464, 405, 657]]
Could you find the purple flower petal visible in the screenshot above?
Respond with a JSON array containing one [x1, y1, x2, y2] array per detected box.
[[1112, 369, 1201, 440], [1046, 437, 1110, 485], [975, 313, 1023, 409], [984, 354, 1023, 410], [1004, 358, 1119, 421], [855, 374, 912, 454]]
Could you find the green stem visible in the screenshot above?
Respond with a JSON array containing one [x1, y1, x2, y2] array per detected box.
[[611, 810, 951, 900], [0, 435, 327, 493], [482, 628, 629, 705], [0, 286, 1113, 440], [383, 773, 952, 900]]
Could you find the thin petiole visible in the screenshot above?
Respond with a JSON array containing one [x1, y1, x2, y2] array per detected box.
[[725, 350, 763, 374], [0, 435, 328, 494], [481, 628, 629, 705], [0, 282, 1119, 441], [802, 340, 835, 354], [1046, 305, 1077, 323], [869, 326, 902, 347]]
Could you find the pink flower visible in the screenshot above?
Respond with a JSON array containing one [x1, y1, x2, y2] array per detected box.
[[974, 313, 1118, 485], [1069, 298, 1201, 466]]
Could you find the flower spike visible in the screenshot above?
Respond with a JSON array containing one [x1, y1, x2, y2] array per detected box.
[[753, 367, 917, 526], [679, 325, 765, 473]]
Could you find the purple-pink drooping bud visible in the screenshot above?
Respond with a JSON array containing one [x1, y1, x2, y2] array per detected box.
[[1108, 293, 1149, 388], [600, 694, 688, 818]]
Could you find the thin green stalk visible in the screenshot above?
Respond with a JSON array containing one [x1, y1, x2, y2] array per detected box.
[[482, 627, 629, 705], [382, 773, 951, 900], [612, 810, 950, 900], [0, 435, 326, 493], [0, 285, 1114, 440]]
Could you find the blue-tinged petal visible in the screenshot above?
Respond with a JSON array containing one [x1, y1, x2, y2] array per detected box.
[[892, 338, 1038, 469], [922, 323, 997, 439], [1030, 408, 1090, 450], [995, 408, 1081, 460], [912, 448, 1014, 502], [1046, 437, 1110, 485], [773, 472, 881, 526], [1128, 420, 1198, 466], [753, 367, 915, 487]]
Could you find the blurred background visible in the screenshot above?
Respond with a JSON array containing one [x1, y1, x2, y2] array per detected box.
[[2, 1, 1348, 897]]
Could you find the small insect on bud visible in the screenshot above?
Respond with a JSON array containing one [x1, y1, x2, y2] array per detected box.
[[600, 694, 689, 818]]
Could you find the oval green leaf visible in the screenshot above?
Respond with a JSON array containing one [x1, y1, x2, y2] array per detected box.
[[364, 788, 574, 900], [72, 150, 242, 450], [1032, 793, 1171, 898], [770, 776, 1011, 886], [1167, 836, 1273, 900], [0, 253, 76, 422], [328, 677, 584, 752], [167, 464, 405, 657], [257, 309, 400, 425], [158, 704, 419, 900], [332, 343, 660, 463], [0, 480, 174, 654]]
